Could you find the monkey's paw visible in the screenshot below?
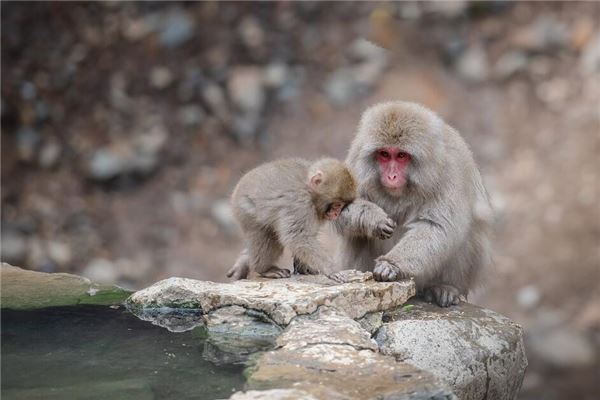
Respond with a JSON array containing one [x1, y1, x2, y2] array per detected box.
[[373, 217, 396, 240], [259, 266, 291, 279], [373, 259, 410, 282], [422, 284, 461, 307], [293, 258, 321, 275], [226, 264, 249, 280]]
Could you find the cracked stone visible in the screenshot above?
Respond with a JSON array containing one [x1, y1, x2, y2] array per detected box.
[[127, 274, 415, 326], [376, 300, 527, 400]]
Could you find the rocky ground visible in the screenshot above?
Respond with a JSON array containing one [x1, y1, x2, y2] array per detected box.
[[2, 2, 599, 399]]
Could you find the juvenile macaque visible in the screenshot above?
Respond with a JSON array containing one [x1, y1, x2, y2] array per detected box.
[[334, 101, 493, 307], [227, 158, 358, 280]]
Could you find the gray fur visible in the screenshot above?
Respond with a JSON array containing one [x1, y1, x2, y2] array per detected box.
[[334, 101, 493, 307]]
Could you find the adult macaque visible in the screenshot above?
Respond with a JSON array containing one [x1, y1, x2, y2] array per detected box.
[[227, 158, 359, 280], [334, 101, 493, 307]]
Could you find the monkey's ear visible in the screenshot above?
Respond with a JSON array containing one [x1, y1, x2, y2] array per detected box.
[[309, 170, 324, 188]]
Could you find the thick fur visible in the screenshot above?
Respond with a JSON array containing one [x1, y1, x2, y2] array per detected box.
[[334, 101, 493, 306], [227, 158, 357, 280]]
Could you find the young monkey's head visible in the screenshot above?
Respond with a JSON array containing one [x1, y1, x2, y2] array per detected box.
[[307, 158, 357, 220]]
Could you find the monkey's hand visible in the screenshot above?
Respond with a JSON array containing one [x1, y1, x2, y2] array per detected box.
[[372, 216, 396, 240], [373, 258, 411, 282]]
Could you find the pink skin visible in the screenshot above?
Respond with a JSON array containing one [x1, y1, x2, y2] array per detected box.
[[326, 201, 345, 220], [376, 147, 411, 192]]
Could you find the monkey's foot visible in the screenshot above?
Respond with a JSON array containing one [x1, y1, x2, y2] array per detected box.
[[226, 264, 250, 280], [373, 217, 396, 240], [293, 257, 321, 275], [373, 259, 410, 282], [259, 266, 291, 279], [422, 284, 460, 307]]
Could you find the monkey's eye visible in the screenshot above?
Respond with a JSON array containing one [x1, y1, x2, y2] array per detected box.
[[397, 152, 408, 159], [377, 150, 391, 160]]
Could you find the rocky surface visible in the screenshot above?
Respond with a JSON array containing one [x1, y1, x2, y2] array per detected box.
[[377, 300, 528, 400], [127, 273, 415, 325], [0, 263, 131, 309], [126, 272, 528, 399]]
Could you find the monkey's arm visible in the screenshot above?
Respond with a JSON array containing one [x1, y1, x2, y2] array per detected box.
[[374, 202, 470, 282], [333, 198, 396, 239]]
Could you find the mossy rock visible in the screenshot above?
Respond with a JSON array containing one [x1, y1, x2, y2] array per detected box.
[[1, 263, 132, 310]]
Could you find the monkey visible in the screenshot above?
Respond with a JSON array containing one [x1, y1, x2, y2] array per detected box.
[[226, 158, 361, 280], [333, 101, 493, 307]]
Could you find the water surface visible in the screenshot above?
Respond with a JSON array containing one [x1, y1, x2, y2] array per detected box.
[[1, 306, 245, 399]]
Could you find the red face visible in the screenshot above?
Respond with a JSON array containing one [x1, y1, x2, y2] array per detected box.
[[375, 147, 411, 191]]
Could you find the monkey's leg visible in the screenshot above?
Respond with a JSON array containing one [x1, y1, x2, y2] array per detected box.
[[293, 256, 319, 275], [247, 230, 290, 279], [422, 284, 461, 307], [226, 248, 250, 280]]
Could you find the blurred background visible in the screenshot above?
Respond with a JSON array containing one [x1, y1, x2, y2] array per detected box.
[[1, 2, 599, 399]]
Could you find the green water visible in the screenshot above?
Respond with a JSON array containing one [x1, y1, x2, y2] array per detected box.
[[1, 306, 246, 400]]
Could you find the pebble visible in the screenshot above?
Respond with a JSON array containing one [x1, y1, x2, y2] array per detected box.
[[494, 51, 528, 80], [177, 104, 205, 127], [580, 33, 600, 75], [16, 128, 41, 162], [211, 199, 238, 233], [263, 62, 290, 89], [324, 68, 360, 105], [228, 67, 266, 113], [455, 45, 490, 83], [239, 16, 265, 49], [158, 9, 195, 48], [149, 66, 174, 89], [517, 285, 541, 309], [38, 140, 62, 168]]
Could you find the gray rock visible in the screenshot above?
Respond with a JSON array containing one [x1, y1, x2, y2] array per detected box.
[[228, 67, 266, 113], [127, 274, 415, 326], [149, 66, 174, 89], [16, 128, 41, 162], [455, 45, 490, 83], [493, 51, 529, 80], [203, 306, 281, 365], [131, 307, 204, 333], [248, 341, 454, 399], [580, 33, 600, 75], [324, 68, 361, 105], [87, 126, 167, 180], [357, 311, 384, 335], [276, 307, 377, 351], [177, 104, 205, 127], [157, 9, 195, 48], [511, 17, 568, 53], [516, 285, 541, 309], [202, 83, 229, 118], [263, 63, 290, 89], [239, 16, 265, 49], [376, 300, 527, 400], [88, 149, 125, 180], [211, 199, 238, 233], [38, 140, 62, 168], [1, 231, 28, 265], [20, 81, 37, 100]]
